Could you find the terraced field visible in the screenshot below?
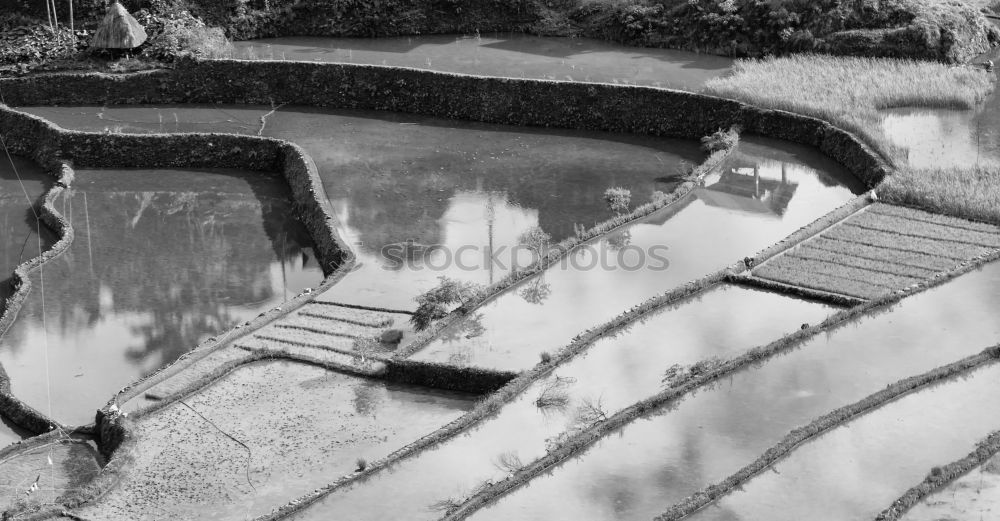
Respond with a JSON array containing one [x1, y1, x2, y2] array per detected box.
[[751, 203, 1000, 300]]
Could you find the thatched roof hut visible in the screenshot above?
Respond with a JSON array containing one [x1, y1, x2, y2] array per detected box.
[[90, 2, 147, 50]]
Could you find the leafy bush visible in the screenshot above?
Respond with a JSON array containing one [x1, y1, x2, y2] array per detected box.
[[517, 225, 551, 254], [0, 15, 79, 69], [603, 187, 631, 214], [410, 276, 485, 331], [136, 4, 232, 61], [700, 126, 740, 154]]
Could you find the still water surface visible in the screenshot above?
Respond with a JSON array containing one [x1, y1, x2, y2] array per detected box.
[[416, 137, 863, 371], [0, 168, 322, 425], [231, 34, 734, 91], [19, 105, 703, 310], [287, 285, 832, 521], [470, 261, 1000, 521]]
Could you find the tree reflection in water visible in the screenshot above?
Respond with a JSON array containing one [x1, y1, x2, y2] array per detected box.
[[0, 168, 324, 424]]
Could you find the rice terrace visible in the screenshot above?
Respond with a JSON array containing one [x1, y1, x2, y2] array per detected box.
[[2, 0, 1000, 519]]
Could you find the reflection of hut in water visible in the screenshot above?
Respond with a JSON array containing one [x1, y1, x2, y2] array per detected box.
[[696, 162, 798, 218]]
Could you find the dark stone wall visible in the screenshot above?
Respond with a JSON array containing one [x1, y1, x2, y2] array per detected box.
[[0, 59, 892, 187]]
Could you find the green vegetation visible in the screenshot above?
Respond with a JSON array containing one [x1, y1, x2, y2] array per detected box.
[[135, 4, 232, 61], [879, 164, 1000, 225], [603, 187, 632, 214], [411, 277, 486, 331], [704, 54, 995, 164], [700, 126, 740, 154]]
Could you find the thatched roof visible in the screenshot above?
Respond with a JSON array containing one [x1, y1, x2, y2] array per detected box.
[[90, 2, 147, 50]]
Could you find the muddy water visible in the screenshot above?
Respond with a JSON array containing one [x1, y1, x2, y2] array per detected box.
[[19, 105, 703, 310], [285, 285, 832, 521], [73, 360, 475, 520], [691, 364, 1000, 521], [0, 169, 323, 425], [881, 68, 1000, 169], [416, 137, 864, 371], [231, 35, 734, 91], [470, 261, 1000, 521]]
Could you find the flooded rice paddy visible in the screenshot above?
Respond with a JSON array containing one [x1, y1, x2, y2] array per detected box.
[[73, 360, 476, 520], [0, 155, 55, 307], [470, 260, 1000, 521], [881, 68, 1000, 169], [415, 137, 864, 371], [1, 155, 56, 445], [0, 168, 322, 425], [19, 104, 705, 310], [286, 285, 832, 521], [231, 34, 734, 91], [690, 363, 1000, 521], [904, 451, 1000, 521]]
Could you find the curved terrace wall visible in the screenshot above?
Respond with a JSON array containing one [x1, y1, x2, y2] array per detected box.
[[0, 105, 354, 432], [0, 59, 893, 187]]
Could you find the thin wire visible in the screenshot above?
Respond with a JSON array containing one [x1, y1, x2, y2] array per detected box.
[[1, 86, 61, 499]]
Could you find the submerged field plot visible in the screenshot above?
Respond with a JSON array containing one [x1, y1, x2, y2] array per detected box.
[[750, 203, 1000, 300], [415, 137, 862, 372], [467, 261, 1000, 521], [904, 450, 1000, 521], [17, 104, 703, 311], [279, 285, 831, 521], [687, 362, 1000, 521]]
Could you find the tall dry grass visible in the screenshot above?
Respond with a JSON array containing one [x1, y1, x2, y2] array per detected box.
[[704, 54, 995, 165], [878, 161, 1000, 224]]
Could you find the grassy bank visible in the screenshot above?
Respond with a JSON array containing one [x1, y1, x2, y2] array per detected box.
[[705, 53, 1000, 224], [879, 163, 1000, 224], [704, 54, 995, 165]]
